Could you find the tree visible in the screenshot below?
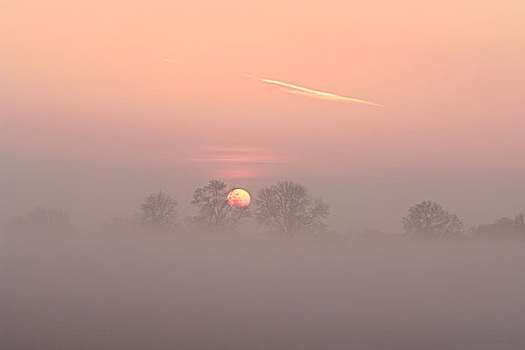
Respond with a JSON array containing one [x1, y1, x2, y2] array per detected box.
[[474, 213, 525, 238], [515, 213, 525, 231], [8, 207, 73, 231], [402, 200, 463, 237], [136, 191, 178, 229], [255, 180, 330, 234], [191, 180, 249, 230]]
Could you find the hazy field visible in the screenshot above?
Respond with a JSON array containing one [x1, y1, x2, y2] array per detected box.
[[2, 230, 524, 349]]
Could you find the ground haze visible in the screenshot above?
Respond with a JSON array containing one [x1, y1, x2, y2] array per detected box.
[[2, 230, 524, 349]]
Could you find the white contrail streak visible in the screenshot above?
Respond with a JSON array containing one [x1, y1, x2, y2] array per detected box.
[[157, 57, 177, 64], [246, 75, 382, 106]]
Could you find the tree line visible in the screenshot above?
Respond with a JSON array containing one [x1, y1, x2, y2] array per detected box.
[[5, 179, 525, 239], [130, 180, 330, 234]]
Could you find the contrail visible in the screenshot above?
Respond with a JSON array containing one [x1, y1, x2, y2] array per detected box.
[[157, 57, 177, 64], [246, 75, 382, 106]]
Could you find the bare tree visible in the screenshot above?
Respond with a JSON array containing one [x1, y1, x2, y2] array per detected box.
[[402, 200, 463, 237], [515, 213, 525, 231], [474, 212, 525, 238], [191, 180, 249, 230], [255, 180, 330, 234], [8, 207, 73, 231], [136, 191, 178, 229]]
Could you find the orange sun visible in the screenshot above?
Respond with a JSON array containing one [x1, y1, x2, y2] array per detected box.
[[227, 188, 251, 207]]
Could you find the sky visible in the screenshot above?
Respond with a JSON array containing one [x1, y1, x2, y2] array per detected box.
[[1, 0, 525, 231]]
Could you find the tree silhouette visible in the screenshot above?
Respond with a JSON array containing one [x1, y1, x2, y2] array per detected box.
[[515, 213, 525, 231], [255, 180, 330, 234], [402, 200, 463, 237], [8, 207, 73, 231], [474, 212, 525, 238], [191, 180, 249, 230], [136, 191, 178, 229]]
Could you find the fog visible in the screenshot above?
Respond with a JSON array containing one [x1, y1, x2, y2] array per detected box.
[[2, 228, 525, 349], [2, 0, 525, 348]]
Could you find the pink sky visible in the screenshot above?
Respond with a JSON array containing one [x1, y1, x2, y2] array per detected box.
[[2, 0, 524, 230]]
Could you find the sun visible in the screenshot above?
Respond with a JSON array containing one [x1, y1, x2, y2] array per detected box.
[[227, 188, 251, 207]]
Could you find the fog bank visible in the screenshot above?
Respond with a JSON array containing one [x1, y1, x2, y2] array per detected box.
[[2, 230, 525, 349]]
